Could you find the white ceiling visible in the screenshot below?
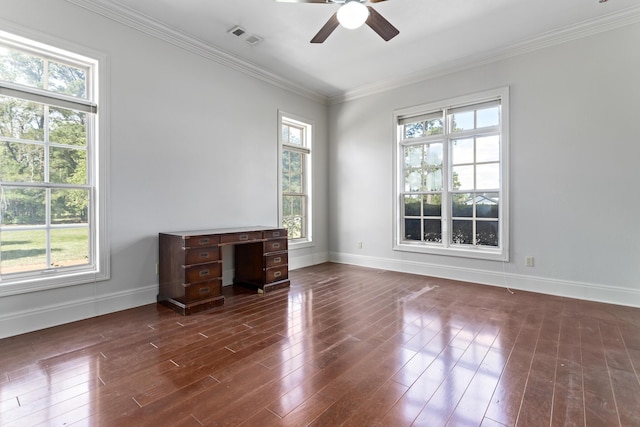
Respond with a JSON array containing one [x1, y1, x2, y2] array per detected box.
[[81, 0, 640, 99]]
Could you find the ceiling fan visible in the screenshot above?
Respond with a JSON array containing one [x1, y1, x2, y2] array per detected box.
[[275, 0, 399, 43]]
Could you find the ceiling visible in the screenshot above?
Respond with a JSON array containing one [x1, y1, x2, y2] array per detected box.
[[80, 0, 640, 100]]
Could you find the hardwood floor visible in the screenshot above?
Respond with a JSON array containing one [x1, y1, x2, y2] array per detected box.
[[1, 262, 639, 426]]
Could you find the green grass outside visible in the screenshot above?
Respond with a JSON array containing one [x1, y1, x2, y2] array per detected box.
[[0, 228, 89, 272]]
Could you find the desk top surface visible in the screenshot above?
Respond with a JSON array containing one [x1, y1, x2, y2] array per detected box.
[[161, 226, 283, 237]]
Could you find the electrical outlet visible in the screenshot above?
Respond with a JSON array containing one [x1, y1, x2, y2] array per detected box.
[[357, 241, 363, 249], [525, 256, 534, 267], [155, 263, 159, 275]]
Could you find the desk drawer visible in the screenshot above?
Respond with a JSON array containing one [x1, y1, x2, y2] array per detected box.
[[183, 279, 222, 302], [265, 253, 288, 268], [220, 231, 262, 244], [265, 265, 288, 284], [263, 229, 287, 239], [185, 246, 220, 265], [184, 234, 220, 248], [264, 238, 287, 253], [184, 262, 221, 283]]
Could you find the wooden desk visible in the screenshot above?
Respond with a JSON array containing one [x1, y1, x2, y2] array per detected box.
[[158, 226, 289, 315]]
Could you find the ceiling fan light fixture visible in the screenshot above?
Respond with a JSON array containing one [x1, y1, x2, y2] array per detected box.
[[337, 1, 369, 30]]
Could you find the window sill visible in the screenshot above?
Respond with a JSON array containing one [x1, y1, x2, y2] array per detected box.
[[0, 269, 109, 297], [394, 242, 508, 262]]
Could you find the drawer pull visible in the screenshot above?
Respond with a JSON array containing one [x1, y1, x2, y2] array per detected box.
[[274, 257, 282, 264], [199, 252, 210, 259], [273, 232, 280, 237], [199, 287, 211, 295], [274, 271, 282, 278], [272, 242, 280, 249], [198, 238, 210, 245], [199, 269, 210, 277], [239, 234, 249, 241]]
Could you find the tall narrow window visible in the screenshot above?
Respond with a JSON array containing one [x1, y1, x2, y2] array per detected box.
[[394, 88, 509, 261], [0, 30, 107, 292], [279, 112, 312, 245]]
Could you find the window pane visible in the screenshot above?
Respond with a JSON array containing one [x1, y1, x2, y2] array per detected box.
[[405, 145, 423, 168], [452, 193, 473, 218], [0, 96, 45, 141], [0, 48, 44, 89], [283, 217, 302, 239], [48, 61, 87, 99], [51, 189, 89, 224], [477, 221, 499, 247], [452, 138, 474, 165], [50, 228, 90, 268], [404, 144, 443, 192], [283, 150, 303, 194], [404, 195, 421, 216], [404, 122, 424, 139], [50, 146, 87, 184], [0, 141, 45, 182], [476, 163, 499, 189], [425, 143, 443, 167], [423, 219, 441, 242], [452, 165, 474, 190], [404, 218, 421, 241], [476, 107, 499, 128], [0, 229, 47, 273], [0, 187, 46, 225], [425, 119, 443, 136], [476, 135, 499, 163], [288, 126, 302, 145], [49, 107, 87, 146], [452, 220, 473, 244], [451, 111, 474, 132], [423, 195, 441, 216], [476, 193, 499, 218]]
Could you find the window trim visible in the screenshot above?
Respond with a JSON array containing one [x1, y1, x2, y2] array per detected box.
[[393, 87, 509, 262], [0, 27, 109, 297], [278, 110, 313, 249]]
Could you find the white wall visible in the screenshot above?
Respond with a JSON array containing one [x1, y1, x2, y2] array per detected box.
[[0, 0, 329, 338], [329, 22, 640, 307]]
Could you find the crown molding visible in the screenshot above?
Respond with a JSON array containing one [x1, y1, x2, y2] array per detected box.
[[329, 5, 640, 104], [65, 0, 329, 104]]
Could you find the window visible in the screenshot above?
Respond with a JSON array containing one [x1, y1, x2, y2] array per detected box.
[[279, 112, 312, 246], [0, 30, 108, 293], [394, 88, 509, 261]]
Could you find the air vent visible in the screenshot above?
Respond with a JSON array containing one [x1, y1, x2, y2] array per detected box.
[[228, 26, 246, 37], [245, 35, 263, 46], [227, 25, 263, 46]]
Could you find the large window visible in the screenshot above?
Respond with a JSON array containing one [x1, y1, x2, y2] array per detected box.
[[394, 88, 509, 261], [279, 112, 312, 246], [0, 30, 107, 293]]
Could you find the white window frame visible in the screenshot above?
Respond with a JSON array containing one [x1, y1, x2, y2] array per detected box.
[[278, 111, 313, 248], [0, 28, 109, 297], [393, 87, 509, 261]]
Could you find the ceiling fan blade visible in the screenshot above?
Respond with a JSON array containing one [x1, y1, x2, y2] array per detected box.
[[368, 0, 389, 2], [275, 0, 332, 3], [366, 6, 399, 41], [311, 12, 340, 43]]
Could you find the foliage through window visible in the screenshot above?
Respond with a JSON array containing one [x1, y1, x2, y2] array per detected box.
[[0, 30, 105, 287], [395, 88, 509, 260], [279, 113, 312, 244]]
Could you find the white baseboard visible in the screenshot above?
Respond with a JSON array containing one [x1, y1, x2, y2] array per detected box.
[[329, 252, 640, 309], [289, 251, 330, 271], [0, 285, 157, 339]]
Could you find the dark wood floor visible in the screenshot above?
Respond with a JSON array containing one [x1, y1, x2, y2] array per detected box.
[[1, 263, 639, 426]]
